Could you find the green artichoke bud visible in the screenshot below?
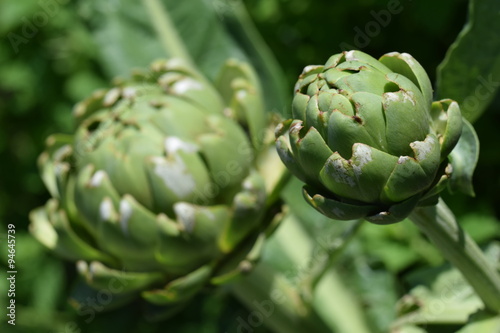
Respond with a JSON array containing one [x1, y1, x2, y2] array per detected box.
[[275, 51, 462, 224], [29, 58, 281, 310]]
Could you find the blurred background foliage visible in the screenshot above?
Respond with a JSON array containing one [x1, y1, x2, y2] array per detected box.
[[1, 0, 499, 332]]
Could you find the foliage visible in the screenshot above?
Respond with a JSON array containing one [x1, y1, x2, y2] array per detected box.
[[1, 0, 500, 332]]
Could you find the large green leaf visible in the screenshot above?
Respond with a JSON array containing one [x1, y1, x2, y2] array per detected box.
[[81, 0, 238, 77], [78, 0, 287, 112], [436, 0, 500, 122], [79, 0, 242, 78], [393, 242, 500, 330]]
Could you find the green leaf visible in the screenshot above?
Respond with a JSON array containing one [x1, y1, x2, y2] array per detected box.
[[217, 0, 289, 114], [32, 260, 65, 317], [281, 177, 337, 234], [461, 213, 500, 244], [394, 267, 483, 328], [0, 0, 39, 34], [79, 0, 243, 78], [78, 0, 287, 113], [436, 0, 500, 123], [391, 325, 427, 333], [448, 119, 479, 197], [456, 312, 500, 333], [70, 278, 139, 312], [394, 243, 500, 329], [344, 257, 398, 332]]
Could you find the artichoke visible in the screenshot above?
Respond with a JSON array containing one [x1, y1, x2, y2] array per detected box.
[[30, 58, 282, 310], [275, 50, 462, 224]]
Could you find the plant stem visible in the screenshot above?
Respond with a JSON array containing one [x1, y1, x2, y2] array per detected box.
[[142, 0, 193, 64], [409, 198, 500, 313]]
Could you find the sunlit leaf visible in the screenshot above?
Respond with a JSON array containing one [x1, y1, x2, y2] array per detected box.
[[436, 0, 500, 122]]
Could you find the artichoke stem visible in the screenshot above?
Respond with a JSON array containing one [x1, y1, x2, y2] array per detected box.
[[409, 198, 500, 313]]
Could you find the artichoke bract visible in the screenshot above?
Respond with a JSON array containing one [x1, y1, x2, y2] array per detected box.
[[30, 58, 280, 309], [275, 50, 462, 224]]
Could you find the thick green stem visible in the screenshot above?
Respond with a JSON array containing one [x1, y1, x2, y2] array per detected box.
[[409, 198, 500, 313], [142, 0, 193, 64]]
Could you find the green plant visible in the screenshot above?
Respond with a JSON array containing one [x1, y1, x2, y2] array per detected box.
[[3, 0, 500, 332], [29, 55, 288, 314], [275, 50, 461, 224]]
